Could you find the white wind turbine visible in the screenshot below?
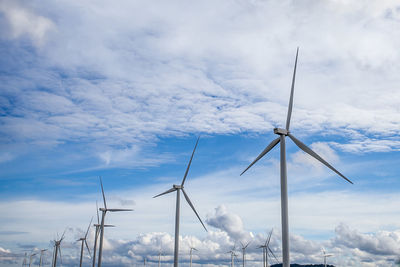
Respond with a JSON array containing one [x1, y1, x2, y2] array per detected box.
[[227, 245, 238, 267], [22, 252, 27, 267], [153, 137, 207, 267], [189, 246, 197, 267], [97, 177, 133, 267], [257, 229, 278, 267], [322, 248, 333, 267], [39, 249, 47, 267], [158, 250, 163, 267], [28, 252, 36, 267], [240, 48, 353, 267], [240, 241, 250, 267], [52, 230, 66, 267], [77, 218, 92, 267], [92, 202, 115, 267]]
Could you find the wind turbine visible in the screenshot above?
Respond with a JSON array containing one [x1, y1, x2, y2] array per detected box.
[[92, 202, 115, 267], [97, 177, 133, 267], [240, 48, 353, 267], [52, 230, 66, 267], [322, 248, 333, 267], [78, 218, 93, 267], [257, 229, 277, 267], [189, 247, 197, 267], [227, 245, 238, 267], [240, 241, 250, 267], [153, 137, 207, 267], [28, 252, 36, 267], [39, 249, 47, 267], [22, 252, 27, 267], [158, 250, 163, 267]]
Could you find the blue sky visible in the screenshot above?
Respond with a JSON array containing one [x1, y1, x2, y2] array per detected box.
[[1, 0, 400, 267]]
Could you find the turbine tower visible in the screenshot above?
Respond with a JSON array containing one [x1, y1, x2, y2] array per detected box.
[[52, 230, 66, 267], [189, 247, 197, 267], [257, 229, 277, 267], [240, 48, 353, 267], [153, 137, 207, 267], [92, 202, 115, 267], [97, 177, 133, 267], [39, 249, 47, 267], [158, 250, 162, 267], [240, 242, 250, 267], [78, 218, 92, 267], [322, 248, 333, 267]]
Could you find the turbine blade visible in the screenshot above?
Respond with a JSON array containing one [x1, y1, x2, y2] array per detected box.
[[240, 137, 280, 176], [181, 188, 207, 232], [268, 247, 278, 262], [181, 137, 200, 186], [265, 229, 273, 246], [96, 201, 100, 224], [85, 217, 93, 238], [60, 228, 67, 241], [288, 133, 353, 184], [85, 240, 91, 259], [107, 208, 133, 212], [99, 176, 107, 210], [153, 187, 176, 198], [286, 47, 299, 131]]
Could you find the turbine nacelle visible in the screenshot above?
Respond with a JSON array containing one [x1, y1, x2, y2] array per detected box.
[[173, 184, 182, 189], [274, 128, 289, 136]]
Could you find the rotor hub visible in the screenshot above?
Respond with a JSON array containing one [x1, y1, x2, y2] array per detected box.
[[274, 128, 289, 136]]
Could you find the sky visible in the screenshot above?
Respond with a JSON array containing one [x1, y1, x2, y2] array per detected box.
[[0, 0, 400, 266]]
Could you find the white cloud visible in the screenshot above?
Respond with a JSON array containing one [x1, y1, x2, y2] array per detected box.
[[0, 0, 55, 46], [0, 0, 399, 161]]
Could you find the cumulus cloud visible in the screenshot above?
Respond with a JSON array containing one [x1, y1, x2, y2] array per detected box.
[[206, 205, 253, 242]]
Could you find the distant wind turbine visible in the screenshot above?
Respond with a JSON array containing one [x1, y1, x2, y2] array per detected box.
[[240, 241, 250, 267], [28, 252, 36, 267], [240, 48, 353, 267], [257, 229, 277, 267], [153, 137, 207, 267], [39, 249, 47, 267], [227, 245, 238, 267], [97, 177, 133, 267], [92, 201, 115, 267], [77, 218, 93, 267], [322, 248, 333, 267], [52, 230, 66, 267], [22, 252, 27, 267], [158, 250, 163, 267], [189, 247, 197, 267]]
